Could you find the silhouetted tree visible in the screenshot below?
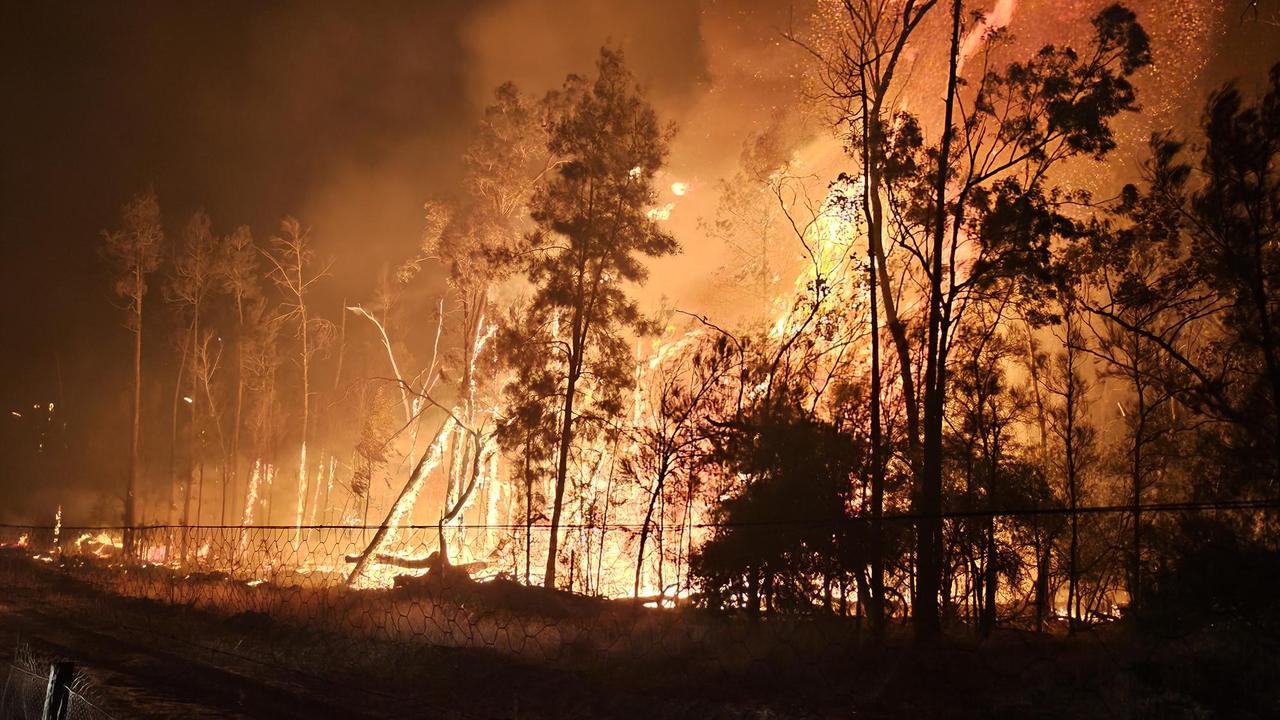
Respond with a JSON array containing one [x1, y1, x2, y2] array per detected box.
[[694, 390, 866, 614], [1046, 303, 1098, 631], [514, 48, 679, 589]]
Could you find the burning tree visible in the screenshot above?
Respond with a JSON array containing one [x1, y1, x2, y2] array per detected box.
[[218, 224, 262, 526], [167, 209, 221, 534], [264, 217, 334, 548], [346, 80, 555, 585], [101, 188, 165, 551], [793, 0, 1151, 639]]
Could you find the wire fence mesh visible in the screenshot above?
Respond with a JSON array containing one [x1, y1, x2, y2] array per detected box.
[[0, 664, 43, 720], [0, 501, 1275, 680], [1, 663, 115, 720]]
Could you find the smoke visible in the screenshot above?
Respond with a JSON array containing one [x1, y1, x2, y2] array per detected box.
[[295, 0, 1233, 322], [459, 0, 816, 314], [960, 0, 1019, 68], [291, 0, 823, 320], [0, 0, 1264, 525]]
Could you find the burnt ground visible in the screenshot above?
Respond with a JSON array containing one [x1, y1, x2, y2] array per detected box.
[[0, 556, 1275, 719]]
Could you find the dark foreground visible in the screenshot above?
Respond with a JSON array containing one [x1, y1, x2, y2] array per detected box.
[[0, 556, 1274, 719]]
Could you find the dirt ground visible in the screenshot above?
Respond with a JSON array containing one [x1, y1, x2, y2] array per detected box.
[[0, 554, 1272, 719], [0, 562, 801, 719]]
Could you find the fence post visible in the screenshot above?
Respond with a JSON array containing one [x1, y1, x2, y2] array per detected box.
[[41, 661, 74, 720]]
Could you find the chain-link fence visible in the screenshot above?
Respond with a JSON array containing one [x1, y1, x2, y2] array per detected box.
[[0, 501, 1275, 681], [1, 522, 868, 673], [1, 662, 114, 720]]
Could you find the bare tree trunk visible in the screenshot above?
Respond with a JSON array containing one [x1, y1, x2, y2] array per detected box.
[[125, 265, 143, 555], [981, 517, 997, 636], [869, 217, 885, 639], [634, 460, 669, 598], [1035, 540, 1050, 633], [170, 342, 189, 527], [295, 303, 310, 549], [915, 0, 963, 642], [231, 303, 245, 533], [545, 353, 580, 589], [346, 417, 454, 586], [1130, 339, 1145, 610], [523, 432, 533, 586], [1064, 314, 1081, 633]]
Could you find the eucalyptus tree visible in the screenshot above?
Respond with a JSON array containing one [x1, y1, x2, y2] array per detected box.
[[168, 210, 221, 529], [514, 48, 679, 589], [218, 225, 261, 525], [101, 189, 165, 550], [264, 217, 334, 547]]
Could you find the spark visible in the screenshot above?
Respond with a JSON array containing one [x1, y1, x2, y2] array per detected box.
[[182, 396, 194, 404], [9, 411, 20, 418], [671, 181, 689, 196]]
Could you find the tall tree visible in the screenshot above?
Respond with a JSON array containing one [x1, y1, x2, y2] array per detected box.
[[168, 210, 220, 530], [702, 122, 798, 322], [518, 48, 678, 589], [264, 218, 333, 548], [871, 2, 1149, 637], [1082, 67, 1280, 493], [346, 83, 556, 585], [218, 225, 261, 527], [1046, 303, 1098, 631], [788, 0, 939, 637], [101, 189, 165, 551], [944, 301, 1026, 636]]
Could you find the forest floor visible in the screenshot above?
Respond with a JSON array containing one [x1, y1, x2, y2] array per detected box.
[[0, 553, 1272, 719]]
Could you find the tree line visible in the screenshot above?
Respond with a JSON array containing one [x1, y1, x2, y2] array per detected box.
[[92, 3, 1280, 640]]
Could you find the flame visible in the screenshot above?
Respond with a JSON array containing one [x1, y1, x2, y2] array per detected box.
[[294, 442, 308, 549], [647, 203, 675, 221], [242, 459, 262, 527], [74, 532, 122, 558]]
